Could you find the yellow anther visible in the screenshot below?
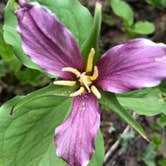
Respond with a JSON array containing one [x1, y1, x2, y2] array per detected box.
[[86, 48, 95, 73], [90, 66, 99, 81], [70, 87, 85, 97], [53, 80, 76, 87], [91, 85, 101, 99], [62, 67, 81, 78]]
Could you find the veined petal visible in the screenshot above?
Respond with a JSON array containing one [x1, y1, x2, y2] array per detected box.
[[16, 0, 83, 79], [96, 38, 166, 93], [55, 94, 100, 166]]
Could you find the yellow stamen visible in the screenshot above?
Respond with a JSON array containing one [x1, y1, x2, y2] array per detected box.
[[79, 73, 92, 92], [90, 66, 99, 81], [70, 87, 85, 97], [62, 67, 81, 78], [53, 80, 76, 87], [86, 48, 95, 73], [84, 82, 91, 93], [91, 85, 101, 99]]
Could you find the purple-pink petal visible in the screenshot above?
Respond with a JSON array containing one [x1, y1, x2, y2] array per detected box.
[[96, 38, 166, 93], [16, 0, 83, 79], [55, 94, 100, 166]]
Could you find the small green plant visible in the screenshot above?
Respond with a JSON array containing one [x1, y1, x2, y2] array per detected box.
[[110, 0, 155, 37], [145, 0, 166, 7], [142, 134, 164, 166]]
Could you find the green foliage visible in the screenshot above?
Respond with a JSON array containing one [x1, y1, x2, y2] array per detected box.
[[157, 114, 166, 128], [117, 87, 166, 116], [110, 0, 134, 26], [99, 91, 148, 140], [88, 131, 105, 166], [142, 134, 164, 166], [132, 21, 155, 35], [0, 86, 104, 166], [109, 0, 156, 37], [15, 68, 49, 86], [145, 0, 166, 7], [0, 26, 21, 74], [142, 142, 157, 166], [158, 159, 166, 166], [81, 2, 102, 64], [0, 22, 49, 86], [0, 60, 6, 77], [3, 0, 93, 73]]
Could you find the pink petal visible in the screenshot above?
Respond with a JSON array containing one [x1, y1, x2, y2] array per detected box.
[[55, 94, 100, 166], [16, 1, 83, 79], [96, 38, 166, 93]]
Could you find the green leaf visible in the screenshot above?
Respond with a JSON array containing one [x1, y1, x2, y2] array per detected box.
[[81, 2, 102, 64], [0, 94, 72, 166], [99, 91, 148, 140], [145, 0, 166, 7], [15, 68, 49, 86], [0, 60, 6, 77], [88, 130, 104, 166], [157, 114, 166, 128], [0, 26, 21, 72], [117, 88, 166, 116], [158, 160, 166, 166], [3, 0, 93, 73], [142, 142, 157, 166], [0, 87, 104, 166], [110, 0, 134, 26], [11, 85, 76, 114], [132, 21, 155, 35]]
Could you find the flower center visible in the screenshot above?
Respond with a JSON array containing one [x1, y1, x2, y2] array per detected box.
[[79, 72, 92, 91], [53, 48, 101, 99]]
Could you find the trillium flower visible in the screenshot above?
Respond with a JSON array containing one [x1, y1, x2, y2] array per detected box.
[[16, 0, 166, 166]]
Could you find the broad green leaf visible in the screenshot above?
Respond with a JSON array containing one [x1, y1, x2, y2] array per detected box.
[[11, 85, 76, 114], [132, 21, 155, 35], [0, 87, 104, 166], [117, 88, 166, 116], [0, 94, 72, 166], [110, 0, 134, 26], [81, 2, 102, 64], [15, 68, 49, 86], [99, 91, 148, 140], [0, 60, 6, 77], [3, 0, 93, 72], [0, 26, 21, 72]]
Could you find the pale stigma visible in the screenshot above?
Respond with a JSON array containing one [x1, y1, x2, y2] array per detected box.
[[70, 87, 85, 97], [54, 80, 76, 87], [91, 85, 101, 99], [62, 67, 81, 78], [90, 66, 98, 81], [86, 48, 95, 73]]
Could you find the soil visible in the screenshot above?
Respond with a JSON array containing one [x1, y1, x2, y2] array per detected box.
[[0, 0, 166, 166]]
